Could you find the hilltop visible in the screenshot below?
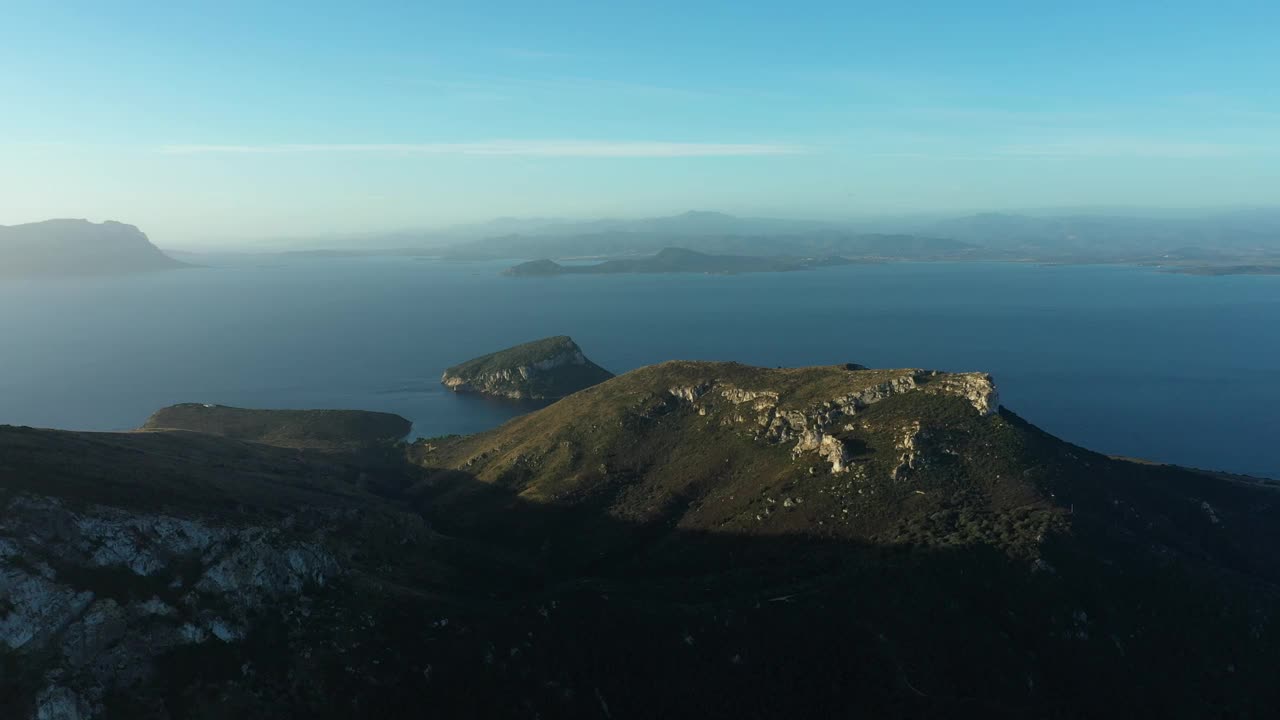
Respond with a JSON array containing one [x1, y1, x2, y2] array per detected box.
[[140, 404, 412, 450], [3, 360, 1280, 718], [0, 219, 185, 277], [412, 362, 1214, 552], [412, 362, 1280, 716], [441, 336, 614, 400]]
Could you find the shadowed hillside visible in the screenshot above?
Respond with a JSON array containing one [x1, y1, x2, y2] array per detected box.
[[141, 404, 412, 450], [3, 361, 1280, 718]]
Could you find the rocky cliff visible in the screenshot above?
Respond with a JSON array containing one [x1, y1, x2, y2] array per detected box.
[[0, 425, 435, 720], [2, 495, 340, 718], [665, 366, 998, 475], [440, 335, 614, 400]]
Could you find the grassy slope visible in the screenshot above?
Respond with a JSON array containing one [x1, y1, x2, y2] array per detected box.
[[403, 362, 1280, 717], [415, 362, 1059, 551], [443, 335, 580, 376], [141, 404, 412, 450], [518, 362, 616, 399], [0, 424, 382, 516], [415, 362, 1280, 570]]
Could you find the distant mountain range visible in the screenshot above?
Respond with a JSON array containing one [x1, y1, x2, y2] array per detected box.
[[433, 210, 976, 261], [412, 208, 1280, 266], [221, 211, 824, 253], [0, 219, 185, 276], [920, 209, 1280, 260], [486, 209, 839, 237], [346, 207, 1280, 255], [443, 230, 978, 261], [8, 208, 1280, 276], [504, 247, 863, 276]]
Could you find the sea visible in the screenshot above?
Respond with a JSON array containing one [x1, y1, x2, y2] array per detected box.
[[1, 257, 1277, 478]]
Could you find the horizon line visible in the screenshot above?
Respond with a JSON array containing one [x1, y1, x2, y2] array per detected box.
[[157, 140, 810, 158]]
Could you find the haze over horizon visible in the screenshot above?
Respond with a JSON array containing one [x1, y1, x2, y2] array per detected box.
[[3, 1, 1279, 244]]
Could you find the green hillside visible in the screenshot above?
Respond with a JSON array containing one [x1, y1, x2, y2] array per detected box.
[[141, 404, 412, 449]]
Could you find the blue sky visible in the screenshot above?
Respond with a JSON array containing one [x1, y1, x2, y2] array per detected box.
[[2, 0, 1278, 244]]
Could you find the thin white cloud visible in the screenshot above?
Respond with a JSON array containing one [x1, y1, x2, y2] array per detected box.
[[157, 140, 808, 158], [994, 139, 1251, 159]]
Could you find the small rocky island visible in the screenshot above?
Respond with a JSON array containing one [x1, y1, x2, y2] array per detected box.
[[440, 335, 614, 400], [141, 404, 412, 449]]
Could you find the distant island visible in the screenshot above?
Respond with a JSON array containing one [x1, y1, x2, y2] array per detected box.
[[1163, 264, 1280, 276], [141, 404, 411, 450], [504, 247, 860, 276], [441, 335, 614, 399], [38, 208, 1280, 275], [6, 209, 1276, 285], [0, 219, 186, 277], [215, 208, 1280, 265], [441, 212, 976, 262]]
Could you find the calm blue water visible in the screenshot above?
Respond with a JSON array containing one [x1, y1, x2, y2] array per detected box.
[[1, 259, 1277, 478]]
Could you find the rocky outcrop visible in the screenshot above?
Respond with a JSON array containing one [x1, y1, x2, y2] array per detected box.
[[0, 495, 340, 718], [926, 372, 1000, 416], [443, 350, 581, 392], [441, 336, 614, 400], [667, 367, 1000, 474], [793, 431, 853, 474], [891, 421, 926, 481]]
